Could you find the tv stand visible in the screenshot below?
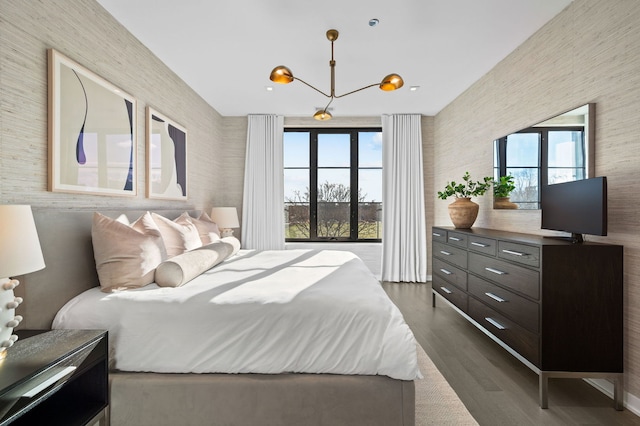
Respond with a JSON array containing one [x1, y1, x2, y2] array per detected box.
[[544, 233, 584, 243], [431, 226, 623, 409]]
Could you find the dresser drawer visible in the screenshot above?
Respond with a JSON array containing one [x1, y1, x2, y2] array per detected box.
[[446, 231, 467, 248], [468, 252, 539, 300], [433, 241, 467, 269], [468, 235, 497, 256], [468, 275, 539, 333], [468, 297, 539, 366], [498, 241, 540, 268], [433, 275, 468, 312], [433, 257, 467, 291], [431, 228, 447, 243]]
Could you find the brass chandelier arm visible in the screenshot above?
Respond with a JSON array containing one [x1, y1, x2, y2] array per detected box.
[[334, 83, 380, 98], [321, 96, 334, 112], [289, 77, 380, 99], [292, 77, 331, 98]]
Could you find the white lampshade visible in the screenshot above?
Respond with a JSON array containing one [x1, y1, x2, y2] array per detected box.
[[0, 205, 45, 278], [210, 207, 239, 229], [0, 205, 45, 357]]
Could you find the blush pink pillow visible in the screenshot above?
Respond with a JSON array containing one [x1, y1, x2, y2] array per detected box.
[[92, 212, 167, 293], [187, 212, 221, 245], [151, 212, 203, 258]]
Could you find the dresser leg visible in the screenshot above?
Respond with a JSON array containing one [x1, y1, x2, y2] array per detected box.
[[614, 373, 624, 411], [432, 291, 436, 307], [539, 372, 549, 409]]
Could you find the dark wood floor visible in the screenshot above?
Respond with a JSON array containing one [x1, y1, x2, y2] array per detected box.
[[382, 282, 640, 426]]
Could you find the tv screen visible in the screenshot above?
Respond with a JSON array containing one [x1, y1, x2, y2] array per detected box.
[[541, 176, 607, 242]]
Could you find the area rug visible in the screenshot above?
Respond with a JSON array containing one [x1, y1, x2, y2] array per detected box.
[[415, 344, 478, 425]]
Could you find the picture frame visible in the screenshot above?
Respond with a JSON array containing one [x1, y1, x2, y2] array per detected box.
[[48, 49, 137, 196], [146, 106, 188, 200]]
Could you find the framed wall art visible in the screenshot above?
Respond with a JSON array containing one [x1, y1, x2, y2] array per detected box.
[[48, 49, 137, 196], [146, 107, 187, 200]]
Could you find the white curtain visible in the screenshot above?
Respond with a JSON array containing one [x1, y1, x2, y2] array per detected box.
[[381, 114, 427, 282], [241, 115, 285, 250]]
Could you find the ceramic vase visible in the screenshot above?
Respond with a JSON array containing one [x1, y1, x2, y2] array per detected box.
[[493, 196, 518, 209], [448, 197, 479, 228]]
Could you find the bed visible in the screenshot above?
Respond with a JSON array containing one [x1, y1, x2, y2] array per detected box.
[[16, 209, 418, 426]]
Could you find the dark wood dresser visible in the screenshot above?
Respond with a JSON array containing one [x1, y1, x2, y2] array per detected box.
[[431, 226, 623, 409]]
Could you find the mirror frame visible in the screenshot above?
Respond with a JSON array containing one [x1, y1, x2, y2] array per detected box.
[[493, 103, 595, 209]]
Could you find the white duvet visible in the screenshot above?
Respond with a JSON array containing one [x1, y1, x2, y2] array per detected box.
[[53, 249, 421, 380]]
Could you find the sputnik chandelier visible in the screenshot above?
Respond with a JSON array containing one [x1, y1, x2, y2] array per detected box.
[[269, 29, 404, 121]]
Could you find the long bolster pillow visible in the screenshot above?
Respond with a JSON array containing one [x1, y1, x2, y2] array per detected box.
[[155, 241, 234, 287]]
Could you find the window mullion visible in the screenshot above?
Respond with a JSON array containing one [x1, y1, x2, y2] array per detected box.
[[350, 131, 358, 240], [540, 130, 548, 188], [310, 131, 318, 239]]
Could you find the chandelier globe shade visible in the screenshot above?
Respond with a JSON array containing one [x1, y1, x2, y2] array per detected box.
[[313, 110, 332, 121], [269, 29, 403, 120], [269, 66, 294, 84], [380, 74, 404, 91]]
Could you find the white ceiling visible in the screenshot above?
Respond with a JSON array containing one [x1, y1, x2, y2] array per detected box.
[[96, 0, 572, 118]]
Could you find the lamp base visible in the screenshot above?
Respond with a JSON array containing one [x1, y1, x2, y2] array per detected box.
[[220, 228, 234, 238], [0, 278, 23, 357]]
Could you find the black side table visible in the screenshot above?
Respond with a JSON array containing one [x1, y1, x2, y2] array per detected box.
[[0, 329, 108, 425]]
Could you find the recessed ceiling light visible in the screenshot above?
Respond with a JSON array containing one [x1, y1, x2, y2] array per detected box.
[[409, 86, 420, 92], [369, 18, 379, 27], [265, 86, 274, 91]]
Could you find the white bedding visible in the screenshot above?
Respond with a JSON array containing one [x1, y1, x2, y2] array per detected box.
[[53, 249, 421, 380]]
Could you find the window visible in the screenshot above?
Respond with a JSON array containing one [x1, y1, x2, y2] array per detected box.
[[284, 128, 382, 242], [494, 126, 585, 209]]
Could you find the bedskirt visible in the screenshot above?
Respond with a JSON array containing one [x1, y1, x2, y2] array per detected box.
[[109, 371, 415, 426]]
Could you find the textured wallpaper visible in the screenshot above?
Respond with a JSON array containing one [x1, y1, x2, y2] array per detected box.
[[0, 0, 224, 212]]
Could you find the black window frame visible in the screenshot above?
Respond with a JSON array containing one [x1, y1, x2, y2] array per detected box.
[[284, 127, 382, 243]]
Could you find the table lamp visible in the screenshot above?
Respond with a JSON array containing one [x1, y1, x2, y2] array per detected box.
[[0, 205, 45, 359], [210, 207, 239, 237]]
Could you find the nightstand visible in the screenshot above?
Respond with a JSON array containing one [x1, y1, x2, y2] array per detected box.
[[0, 329, 108, 425]]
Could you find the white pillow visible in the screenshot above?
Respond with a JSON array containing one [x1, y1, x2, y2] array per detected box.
[[92, 212, 167, 293], [155, 241, 233, 287], [151, 212, 203, 258]]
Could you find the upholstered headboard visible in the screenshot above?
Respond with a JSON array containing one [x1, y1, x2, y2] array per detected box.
[[15, 209, 198, 330]]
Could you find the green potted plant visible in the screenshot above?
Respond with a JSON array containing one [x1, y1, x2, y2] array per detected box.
[[438, 171, 492, 228], [493, 175, 518, 209]]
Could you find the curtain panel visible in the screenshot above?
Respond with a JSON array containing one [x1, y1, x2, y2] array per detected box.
[[241, 115, 285, 250], [381, 114, 427, 282]]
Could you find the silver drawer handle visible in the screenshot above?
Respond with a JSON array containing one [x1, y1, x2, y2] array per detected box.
[[440, 268, 452, 275], [432, 232, 442, 237], [485, 267, 506, 275], [485, 292, 507, 303], [440, 287, 453, 294], [485, 317, 506, 330], [502, 249, 526, 256], [471, 242, 489, 247], [449, 237, 461, 241], [440, 250, 452, 256]]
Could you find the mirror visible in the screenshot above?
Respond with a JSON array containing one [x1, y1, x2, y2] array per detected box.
[[493, 103, 595, 209]]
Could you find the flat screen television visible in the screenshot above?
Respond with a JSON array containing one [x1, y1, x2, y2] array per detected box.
[[540, 176, 607, 243]]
